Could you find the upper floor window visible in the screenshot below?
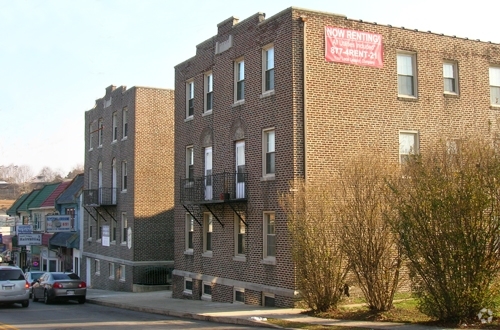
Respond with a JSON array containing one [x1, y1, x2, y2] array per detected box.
[[263, 212, 276, 260], [89, 123, 94, 150], [263, 45, 275, 92], [397, 52, 417, 97], [443, 62, 458, 94], [98, 118, 104, 146], [399, 131, 419, 163], [121, 161, 128, 191], [235, 214, 246, 257], [235, 59, 245, 102], [263, 129, 275, 177], [204, 72, 213, 113], [186, 80, 194, 118], [203, 213, 213, 255], [122, 107, 128, 138], [186, 214, 194, 251], [121, 212, 128, 244], [490, 67, 500, 106], [112, 112, 118, 141], [186, 146, 194, 181]]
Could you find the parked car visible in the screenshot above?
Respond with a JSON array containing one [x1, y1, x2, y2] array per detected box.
[[24, 271, 44, 298], [0, 265, 30, 307], [32, 272, 86, 304]]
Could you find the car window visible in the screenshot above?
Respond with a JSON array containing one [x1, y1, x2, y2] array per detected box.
[[32, 273, 44, 280], [0, 269, 25, 281], [67, 273, 80, 280], [53, 274, 72, 280]]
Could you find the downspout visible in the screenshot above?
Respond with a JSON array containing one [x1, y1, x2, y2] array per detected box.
[[300, 15, 308, 181]]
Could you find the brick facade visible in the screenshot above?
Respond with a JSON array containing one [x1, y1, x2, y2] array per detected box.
[[83, 85, 175, 291], [173, 7, 500, 307]]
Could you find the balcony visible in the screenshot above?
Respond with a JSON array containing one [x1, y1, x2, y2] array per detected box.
[[83, 188, 118, 206], [180, 172, 247, 204]]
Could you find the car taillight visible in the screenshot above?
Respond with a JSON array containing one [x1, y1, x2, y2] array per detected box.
[[78, 281, 87, 288], [53, 282, 63, 289], [25, 281, 29, 289]]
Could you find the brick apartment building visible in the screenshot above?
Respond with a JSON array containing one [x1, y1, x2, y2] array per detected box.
[[173, 7, 500, 307], [83, 85, 175, 291]]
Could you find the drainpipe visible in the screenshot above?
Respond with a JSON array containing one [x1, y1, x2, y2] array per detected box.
[[300, 15, 308, 181]]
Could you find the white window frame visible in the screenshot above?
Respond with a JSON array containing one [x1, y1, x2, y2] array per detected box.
[[490, 67, 500, 106], [262, 128, 275, 178], [204, 72, 213, 114], [262, 44, 275, 93], [119, 264, 126, 281], [98, 118, 103, 146], [185, 214, 194, 254], [263, 212, 276, 263], [234, 213, 246, 260], [234, 287, 245, 304], [186, 146, 194, 181], [95, 259, 100, 275], [397, 51, 417, 97], [186, 80, 194, 119], [121, 212, 128, 245], [234, 58, 245, 103], [122, 107, 128, 139], [33, 212, 43, 231], [108, 262, 115, 279], [399, 130, 419, 164], [112, 112, 118, 142], [121, 161, 127, 192], [443, 61, 458, 94], [202, 213, 213, 257], [183, 277, 193, 295], [201, 281, 212, 301]]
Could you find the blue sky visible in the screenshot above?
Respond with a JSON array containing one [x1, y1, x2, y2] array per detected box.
[[0, 0, 498, 177]]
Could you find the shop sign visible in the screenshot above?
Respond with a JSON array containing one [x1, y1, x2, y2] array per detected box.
[[18, 233, 42, 245], [46, 215, 72, 232]]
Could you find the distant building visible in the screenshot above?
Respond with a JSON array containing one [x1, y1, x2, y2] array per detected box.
[[173, 7, 500, 307], [82, 85, 175, 291]]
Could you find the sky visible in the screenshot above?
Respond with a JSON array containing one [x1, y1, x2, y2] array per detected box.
[[0, 0, 498, 177]]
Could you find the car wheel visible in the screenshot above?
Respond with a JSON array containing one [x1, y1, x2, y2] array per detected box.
[[78, 297, 86, 304], [21, 300, 29, 308], [32, 293, 38, 302], [44, 290, 51, 304]]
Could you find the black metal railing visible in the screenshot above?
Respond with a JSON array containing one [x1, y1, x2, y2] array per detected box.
[[180, 172, 247, 203], [83, 188, 118, 206]]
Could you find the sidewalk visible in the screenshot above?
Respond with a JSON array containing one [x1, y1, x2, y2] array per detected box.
[[85, 289, 469, 330]]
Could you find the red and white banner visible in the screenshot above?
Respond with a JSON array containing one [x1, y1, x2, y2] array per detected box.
[[325, 26, 383, 68]]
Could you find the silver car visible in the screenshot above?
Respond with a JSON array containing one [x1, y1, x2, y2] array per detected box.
[[25, 271, 44, 298], [32, 272, 86, 304], [0, 265, 30, 307]]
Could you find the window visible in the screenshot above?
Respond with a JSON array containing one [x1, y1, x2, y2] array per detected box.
[[263, 212, 276, 259], [118, 264, 126, 281], [204, 72, 213, 113], [235, 59, 245, 102], [186, 214, 194, 251], [234, 287, 245, 303], [122, 107, 128, 138], [89, 124, 93, 150], [235, 214, 246, 257], [443, 62, 458, 94], [97, 214, 103, 240], [98, 118, 103, 146], [399, 131, 419, 163], [88, 214, 93, 240], [397, 52, 417, 97], [263, 129, 275, 176], [184, 277, 193, 294], [121, 161, 127, 191], [112, 158, 117, 204], [112, 112, 118, 141], [490, 67, 500, 106], [121, 212, 128, 244], [110, 217, 116, 242], [263, 45, 275, 92], [94, 259, 100, 275], [203, 213, 213, 255], [186, 146, 194, 181], [33, 212, 42, 231], [108, 263, 115, 279], [263, 292, 275, 307], [202, 281, 212, 301], [186, 80, 194, 118]]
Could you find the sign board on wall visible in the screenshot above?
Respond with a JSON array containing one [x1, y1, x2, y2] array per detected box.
[[18, 233, 42, 245], [16, 225, 33, 234], [46, 215, 72, 232], [102, 225, 110, 247], [325, 26, 383, 68]]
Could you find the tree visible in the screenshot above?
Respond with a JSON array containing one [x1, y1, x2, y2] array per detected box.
[[388, 137, 500, 323], [65, 164, 84, 179], [0, 164, 33, 184], [280, 180, 349, 312], [37, 166, 63, 183], [336, 153, 402, 311]]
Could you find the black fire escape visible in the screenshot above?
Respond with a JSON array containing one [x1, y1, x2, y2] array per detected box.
[[83, 188, 118, 223], [180, 172, 248, 227]]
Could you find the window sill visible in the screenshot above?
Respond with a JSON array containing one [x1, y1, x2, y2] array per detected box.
[[260, 175, 275, 181], [98, 145, 103, 149], [108, 276, 115, 280], [96, 239, 102, 243], [121, 241, 127, 246], [260, 90, 275, 98], [201, 251, 213, 258], [87, 237, 93, 242], [183, 290, 193, 296], [232, 100, 245, 107], [490, 105, 500, 110], [88, 148, 93, 152], [121, 137, 128, 141], [260, 257, 276, 266], [95, 272, 100, 276], [111, 140, 117, 144], [443, 92, 459, 98], [233, 255, 246, 262], [201, 295, 212, 301], [110, 241, 116, 245], [397, 96, 418, 102], [184, 116, 194, 122], [202, 110, 213, 117], [121, 190, 127, 193], [119, 278, 126, 282], [184, 249, 194, 256]]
